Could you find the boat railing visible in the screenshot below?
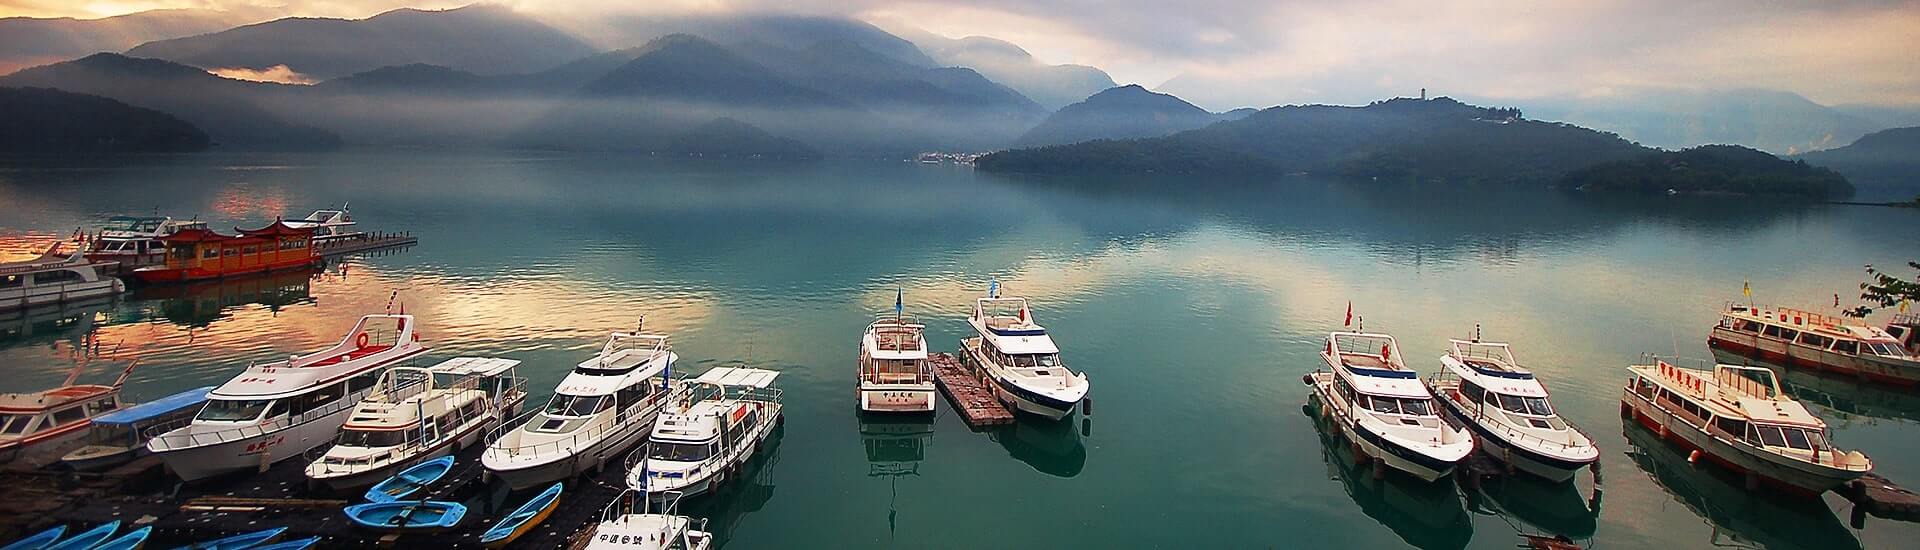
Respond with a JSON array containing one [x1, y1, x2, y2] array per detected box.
[[1430, 373, 1594, 451], [483, 389, 671, 459], [145, 394, 363, 450], [598, 489, 707, 539], [1893, 313, 1920, 326], [596, 333, 670, 368]]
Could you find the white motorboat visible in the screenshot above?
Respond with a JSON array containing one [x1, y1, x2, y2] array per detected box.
[[283, 206, 363, 244], [483, 330, 676, 490], [963, 294, 1087, 420], [629, 367, 782, 501], [1307, 331, 1474, 482], [0, 359, 138, 468], [84, 215, 207, 268], [1622, 358, 1872, 495], [306, 357, 527, 490], [1, 244, 125, 313], [857, 315, 934, 413], [585, 490, 713, 550], [147, 313, 427, 481], [1426, 338, 1598, 482]]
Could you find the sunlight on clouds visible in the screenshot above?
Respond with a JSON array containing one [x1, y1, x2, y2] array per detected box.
[[208, 65, 319, 85]]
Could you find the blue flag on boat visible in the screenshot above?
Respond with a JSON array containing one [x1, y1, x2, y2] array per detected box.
[[988, 278, 1000, 298], [895, 288, 904, 316]]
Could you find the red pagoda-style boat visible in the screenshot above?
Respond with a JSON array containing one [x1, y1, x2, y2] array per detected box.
[[131, 220, 323, 284]]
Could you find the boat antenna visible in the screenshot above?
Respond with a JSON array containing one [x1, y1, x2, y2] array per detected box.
[[636, 315, 645, 334], [1357, 315, 1363, 332], [112, 358, 141, 388], [385, 290, 398, 314], [1473, 323, 1481, 343]]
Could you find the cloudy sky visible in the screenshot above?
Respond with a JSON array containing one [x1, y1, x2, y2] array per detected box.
[[4, 0, 1917, 110]]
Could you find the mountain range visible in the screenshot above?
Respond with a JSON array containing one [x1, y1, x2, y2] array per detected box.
[[1498, 87, 1881, 155], [0, 87, 209, 152], [1798, 127, 1920, 190], [1016, 84, 1250, 148], [0, 8, 269, 74], [0, 53, 339, 150]]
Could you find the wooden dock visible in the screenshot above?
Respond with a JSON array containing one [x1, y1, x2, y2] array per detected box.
[[931, 345, 1014, 428], [1839, 472, 1920, 525], [315, 232, 417, 257]]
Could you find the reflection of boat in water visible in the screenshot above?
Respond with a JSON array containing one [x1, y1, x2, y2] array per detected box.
[[678, 424, 781, 546], [858, 413, 930, 542], [989, 415, 1086, 478], [1713, 349, 1920, 423], [129, 264, 320, 326], [1464, 470, 1598, 542], [1305, 399, 1473, 550], [1621, 422, 1862, 550], [0, 294, 114, 344]]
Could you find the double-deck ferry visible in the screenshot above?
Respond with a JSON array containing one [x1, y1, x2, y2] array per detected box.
[[857, 316, 934, 413], [306, 357, 527, 490], [1426, 338, 1598, 482], [1, 244, 125, 313], [131, 221, 323, 284], [1707, 303, 1920, 386], [630, 367, 782, 501], [1307, 331, 1474, 482], [1621, 357, 1872, 495], [84, 216, 208, 268], [0, 359, 137, 468], [963, 295, 1088, 420], [484, 330, 676, 490], [147, 313, 427, 481]]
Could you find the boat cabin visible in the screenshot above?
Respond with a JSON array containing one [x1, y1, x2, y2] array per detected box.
[[971, 298, 1066, 370], [861, 317, 929, 384], [0, 385, 123, 446], [648, 367, 780, 464], [1437, 340, 1562, 428], [155, 222, 315, 275], [1323, 332, 1437, 416], [1887, 313, 1920, 356], [285, 208, 361, 242], [1719, 304, 1913, 361]]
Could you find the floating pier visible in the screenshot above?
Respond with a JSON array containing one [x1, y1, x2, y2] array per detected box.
[[1839, 472, 1920, 526], [315, 232, 417, 257], [931, 345, 1014, 428]]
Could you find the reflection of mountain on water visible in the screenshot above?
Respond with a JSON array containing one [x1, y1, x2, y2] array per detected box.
[[1621, 423, 1861, 550], [1308, 405, 1473, 550], [1465, 471, 1598, 542], [1712, 349, 1920, 424], [683, 423, 781, 547], [129, 266, 322, 327], [989, 417, 1086, 478]]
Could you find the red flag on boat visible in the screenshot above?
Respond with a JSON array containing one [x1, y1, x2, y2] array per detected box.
[[1344, 302, 1353, 327]]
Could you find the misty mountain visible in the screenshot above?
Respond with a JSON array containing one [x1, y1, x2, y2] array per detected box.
[[665, 117, 821, 160], [1015, 85, 1230, 148], [1563, 145, 1852, 198], [979, 97, 1650, 186], [1798, 127, 1920, 189], [562, 14, 938, 68], [900, 31, 1117, 111], [1832, 105, 1920, 130], [0, 53, 339, 150], [1500, 87, 1882, 155], [733, 38, 1041, 117], [0, 87, 209, 153], [578, 34, 851, 108], [125, 5, 595, 80], [0, 9, 269, 74]]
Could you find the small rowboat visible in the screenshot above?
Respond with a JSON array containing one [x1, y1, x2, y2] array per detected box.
[[343, 501, 467, 533], [1, 526, 64, 550], [480, 482, 563, 549], [92, 526, 152, 550], [44, 521, 118, 550], [172, 527, 286, 550], [248, 537, 320, 550], [365, 456, 455, 503]]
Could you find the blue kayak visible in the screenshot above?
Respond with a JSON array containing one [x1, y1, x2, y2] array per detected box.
[[364, 456, 456, 503], [0, 525, 64, 550], [171, 527, 287, 550], [92, 526, 151, 550], [247, 537, 319, 550], [43, 521, 118, 550], [479, 482, 563, 548], [343, 500, 467, 532]]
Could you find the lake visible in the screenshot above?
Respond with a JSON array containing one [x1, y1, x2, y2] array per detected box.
[[2, 151, 1918, 549]]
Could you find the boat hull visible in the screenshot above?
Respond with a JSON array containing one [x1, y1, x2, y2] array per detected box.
[[1432, 392, 1593, 483], [1709, 327, 1920, 387], [487, 416, 654, 491], [152, 405, 357, 482], [1309, 373, 1464, 483], [858, 384, 935, 413], [60, 444, 140, 472], [0, 422, 96, 469], [310, 417, 490, 491], [0, 279, 123, 314], [131, 257, 322, 285], [1621, 387, 1864, 495]]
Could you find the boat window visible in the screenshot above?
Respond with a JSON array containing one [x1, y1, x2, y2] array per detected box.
[[1761, 325, 1783, 338], [30, 270, 83, 285], [49, 406, 87, 426], [1781, 427, 1813, 450], [543, 394, 607, 418], [288, 383, 346, 417], [88, 398, 118, 415], [1496, 394, 1555, 416], [1806, 430, 1827, 449], [1037, 354, 1061, 368], [1734, 320, 1760, 333], [0, 414, 32, 434], [1754, 425, 1788, 447], [1459, 380, 1485, 403], [0, 275, 20, 289], [1867, 343, 1909, 358], [1778, 328, 1799, 341], [349, 370, 382, 394], [1714, 416, 1749, 438], [200, 248, 217, 260], [1798, 333, 1833, 348], [223, 248, 237, 257], [339, 429, 409, 448], [1832, 340, 1858, 354], [1400, 399, 1434, 416], [650, 441, 713, 462], [197, 399, 275, 422]]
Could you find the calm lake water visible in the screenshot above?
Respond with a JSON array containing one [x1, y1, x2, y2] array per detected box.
[[2, 151, 1919, 549]]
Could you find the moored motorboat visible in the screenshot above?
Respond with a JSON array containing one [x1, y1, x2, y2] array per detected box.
[[307, 357, 526, 491], [1708, 302, 1920, 386], [1, 244, 125, 313], [480, 482, 563, 549], [42, 521, 117, 550], [1307, 330, 1474, 482], [0, 525, 63, 550], [1426, 338, 1598, 482], [584, 490, 712, 550], [483, 328, 676, 490], [1621, 357, 1871, 495], [857, 306, 934, 413], [147, 313, 427, 481], [61, 385, 212, 472], [629, 367, 782, 501], [343, 500, 467, 533], [282, 206, 362, 244], [363, 455, 455, 504], [0, 358, 138, 468], [84, 215, 208, 269], [172, 527, 286, 550], [962, 291, 1088, 420]]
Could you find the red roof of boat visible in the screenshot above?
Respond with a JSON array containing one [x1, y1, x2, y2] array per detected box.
[[237, 220, 314, 238]]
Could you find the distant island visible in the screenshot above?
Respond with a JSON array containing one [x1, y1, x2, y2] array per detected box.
[[0, 86, 209, 152], [1798, 127, 1920, 189], [1560, 145, 1853, 198]]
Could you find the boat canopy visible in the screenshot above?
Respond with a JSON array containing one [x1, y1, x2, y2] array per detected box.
[[429, 357, 521, 377], [693, 367, 780, 389], [92, 386, 214, 425]]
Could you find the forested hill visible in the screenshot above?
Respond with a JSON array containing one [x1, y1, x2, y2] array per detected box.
[[1562, 145, 1854, 198], [0, 87, 209, 152]]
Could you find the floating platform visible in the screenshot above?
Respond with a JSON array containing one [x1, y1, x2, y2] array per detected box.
[[932, 345, 1014, 428], [315, 232, 417, 257], [1839, 472, 1920, 524]]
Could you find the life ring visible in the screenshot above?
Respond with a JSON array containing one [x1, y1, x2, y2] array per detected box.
[[356, 333, 370, 348]]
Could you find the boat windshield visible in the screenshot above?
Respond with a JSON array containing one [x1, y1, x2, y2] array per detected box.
[[1009, 354, 1062, 368], [649, 441, 715, 462], [338, 429, 410, 448], [1494, 393, 1555, 416], [197, 399, 276, 422], [1748, 423, 1827, 451], [0, 414, 33, 434], [1356, 395, 1435, 416], [543, 394, 608, 418], [1865, 342, 1910, 359]]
